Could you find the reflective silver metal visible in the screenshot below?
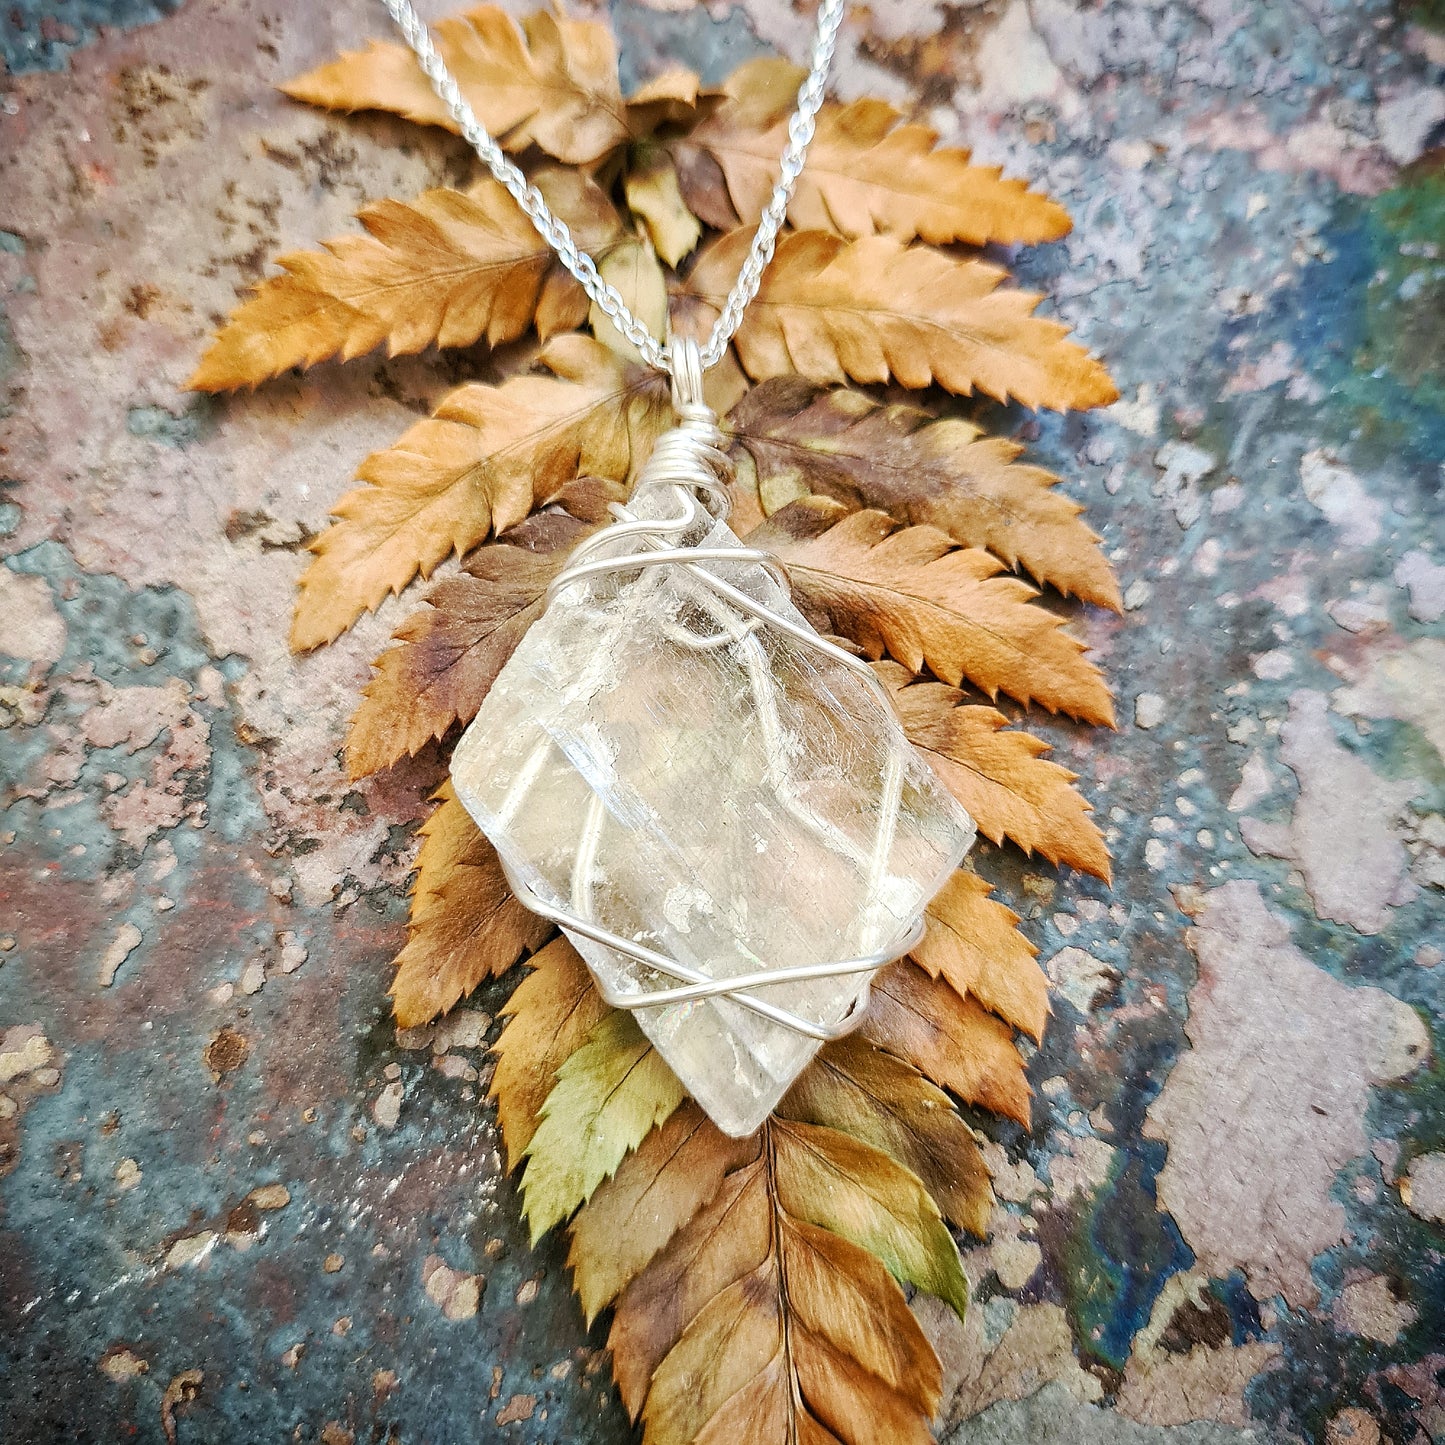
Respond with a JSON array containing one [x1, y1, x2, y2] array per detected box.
[[502, 866, 923, 1044], [377, 0, 846, 377], [507, 336, 926, 1040], [370, 6, 943, 1053]]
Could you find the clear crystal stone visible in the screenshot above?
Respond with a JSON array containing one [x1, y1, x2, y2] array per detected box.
[[451, 489, 974, 1136]]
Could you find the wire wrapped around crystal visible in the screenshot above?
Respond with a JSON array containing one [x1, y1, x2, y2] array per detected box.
[[450, 341, 975, 1135]]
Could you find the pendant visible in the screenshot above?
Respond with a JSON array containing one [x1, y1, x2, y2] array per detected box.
[[450, 386, 974, 1137]]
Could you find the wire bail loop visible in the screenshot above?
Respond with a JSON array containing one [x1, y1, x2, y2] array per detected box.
[[667, 334, 707, 416]]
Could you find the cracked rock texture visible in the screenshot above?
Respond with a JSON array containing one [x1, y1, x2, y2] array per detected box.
[[2, 1, 1442, 1442]]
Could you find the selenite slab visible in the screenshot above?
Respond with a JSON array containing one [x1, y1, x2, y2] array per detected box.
[[450, 493, 975, 1135]]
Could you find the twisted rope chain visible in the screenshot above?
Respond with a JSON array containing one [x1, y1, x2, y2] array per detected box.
[[378, 0, 846, 377], [376, 1, 925, 1044]]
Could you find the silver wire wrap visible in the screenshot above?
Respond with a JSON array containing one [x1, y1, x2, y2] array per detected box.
[[377, 0, 847, 375], [370, 3, 914, 1040], [491, 338, 922, 1043]]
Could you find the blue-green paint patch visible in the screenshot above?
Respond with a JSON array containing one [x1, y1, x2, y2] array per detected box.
[[1211, 1273, 1267, 1348], [1358, 163, 1445, 404], [7, 540, 213, 683], [1359, 716, 1445, 815], [0, 544, 276, 872], [1052, 1143, 1194, 1371], [608, 0, 769, 92], [126, 396, 216, 449], [1285, 169, 1445, 469], [1405, 0, 1445, 33], [1, 0, 183, 74]]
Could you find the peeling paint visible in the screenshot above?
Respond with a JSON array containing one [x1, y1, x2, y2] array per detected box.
[[2, 0, 1443, 1439], [1241, 689, 1424, 934], [1145, 882, 1428, 1307]]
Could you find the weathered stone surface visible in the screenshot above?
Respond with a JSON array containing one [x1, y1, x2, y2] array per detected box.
[[947, 1382, 1264, 1445], [2, 0, 1442, 1441], [1239, 690, 1424, 933], [1145, 882, 1428, 1308]]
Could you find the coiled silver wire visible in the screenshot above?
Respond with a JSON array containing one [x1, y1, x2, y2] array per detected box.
[[369, 0, 919, 1038], [492, 339, 922, 1043]]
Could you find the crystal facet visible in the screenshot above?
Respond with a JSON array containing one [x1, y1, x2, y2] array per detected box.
[[450, 489, 975, 1136]]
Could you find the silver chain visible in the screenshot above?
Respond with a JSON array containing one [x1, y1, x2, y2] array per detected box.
[[377, 0, 846, 379]]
